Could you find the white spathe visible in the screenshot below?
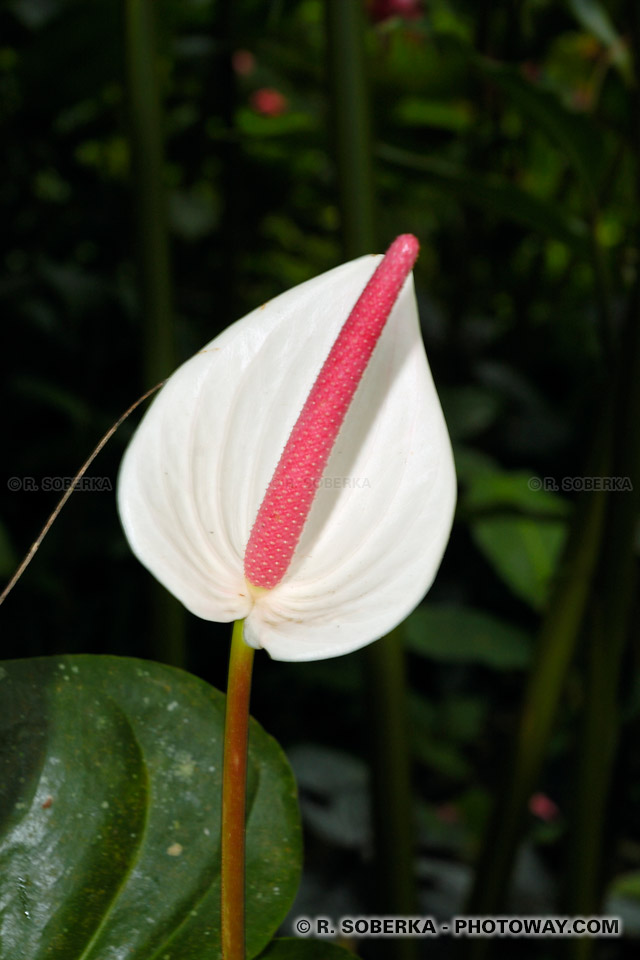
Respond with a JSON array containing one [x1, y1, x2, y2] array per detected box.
[[117, 253, 456, 661]]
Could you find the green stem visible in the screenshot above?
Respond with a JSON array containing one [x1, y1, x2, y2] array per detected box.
[[221, 620, 255, 960], [325, 5, 417, 956], [124, 0, 174, 385], [567, 619, 622, 960], [587, 208, 615, 363], [124, 0, 186, 668], [325, 0, 375, 258], [213, 0, 241, 324], [364, 628, 416, 917]]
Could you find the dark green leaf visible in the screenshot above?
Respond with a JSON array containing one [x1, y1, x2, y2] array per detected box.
[[236, 109, 315, 138], [609, 871, 640, 901], [474, 58, 603, 195], [0, 656, 301, 960], [394, 97, 472, 133], [405, 605, 532, 669], [471, 516, 567, 610], [463, 469, 570, 517]]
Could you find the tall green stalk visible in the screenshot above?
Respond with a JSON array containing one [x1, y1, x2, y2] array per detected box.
[[125, 0, 174, 385], [465, 414, 611, 943], [565, 7, 640, 945], [213, 0, 241, 325], [566, 286, 640, 958], [325, 4, 417, 956], [124, 0, 186, 667], [363, 628, 417, 921], [325, 0, 375, 256]]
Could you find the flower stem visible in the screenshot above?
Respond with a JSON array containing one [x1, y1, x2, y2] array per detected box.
[[221, 620, 255, 960]]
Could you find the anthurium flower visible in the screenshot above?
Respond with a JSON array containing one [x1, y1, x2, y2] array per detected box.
[[118, 236, 456, 661]]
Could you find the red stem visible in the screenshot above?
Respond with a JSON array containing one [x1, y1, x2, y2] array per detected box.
[[221, 620, 255, 960]]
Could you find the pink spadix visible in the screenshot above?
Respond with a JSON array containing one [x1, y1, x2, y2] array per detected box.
[[244, 234, 420, 589]]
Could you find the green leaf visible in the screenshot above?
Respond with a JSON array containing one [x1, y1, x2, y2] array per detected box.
[[0, 655, 301, 960], [456, 461, 570, 610], [404, 605, 533, 669], [394, 97, 472, 133], [236, 108, 315, 138], [471, 515, 567, 610], [377, 143, 589, 251], [567, 0, 631, 80], [258, 939, 360, 958], [609, 871, 640, 901], [463, 469, 570, 517], [474, 58, 603, 195]]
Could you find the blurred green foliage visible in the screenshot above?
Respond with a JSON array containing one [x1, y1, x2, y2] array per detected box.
[[1, 0, 639, 957]]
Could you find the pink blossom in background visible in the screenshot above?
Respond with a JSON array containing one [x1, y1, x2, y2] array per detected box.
[[369, 0, 423, 24], [250, 88, 288, 117], [529, 792, 560, 822]]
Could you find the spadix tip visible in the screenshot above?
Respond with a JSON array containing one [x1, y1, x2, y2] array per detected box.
[[386, 233, 419, 269]]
